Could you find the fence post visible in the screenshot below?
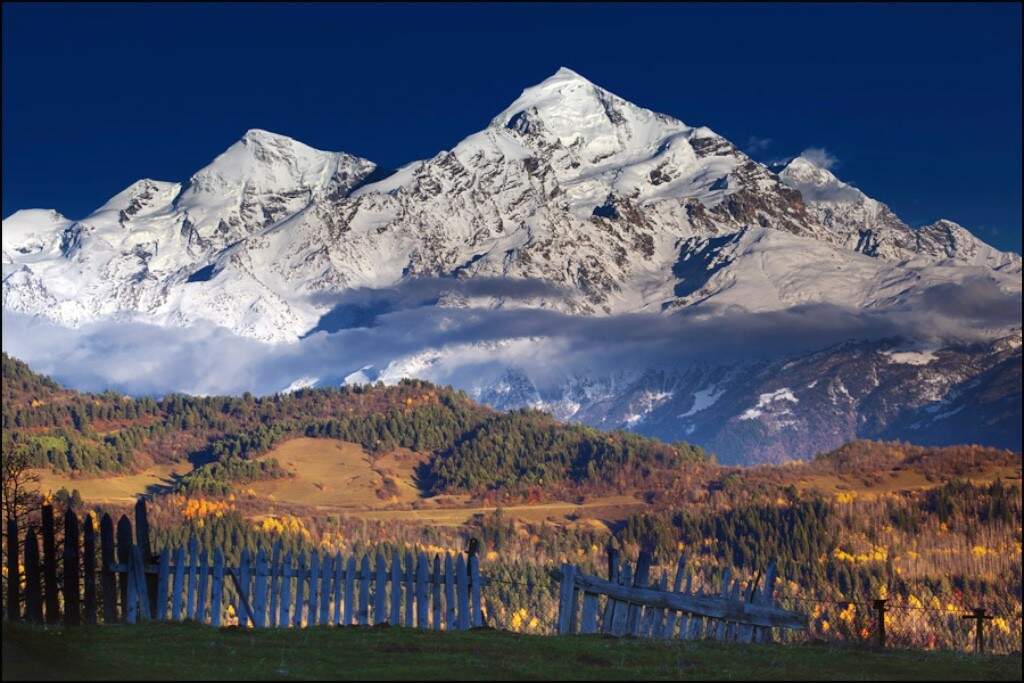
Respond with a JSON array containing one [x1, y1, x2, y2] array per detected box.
[[23, 528, 43, 624], [41, 505, 59, 624], [62, 510, 81, 626], [6, 518, 19, 621], [962, 608, 993, 655], [873, 599, 887, 649]]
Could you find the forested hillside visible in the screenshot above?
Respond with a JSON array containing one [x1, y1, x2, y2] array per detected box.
[[1, 353, 710, 496]]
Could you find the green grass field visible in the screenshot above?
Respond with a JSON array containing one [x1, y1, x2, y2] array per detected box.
[[3, 622, 1020, 681]]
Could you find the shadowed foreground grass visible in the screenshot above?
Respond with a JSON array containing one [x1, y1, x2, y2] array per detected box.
[[3, 621, 1020, 681]]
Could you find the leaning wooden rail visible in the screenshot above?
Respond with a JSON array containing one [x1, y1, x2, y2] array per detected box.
[[569, 571, 806, 630], [556, 552, 808, 639]]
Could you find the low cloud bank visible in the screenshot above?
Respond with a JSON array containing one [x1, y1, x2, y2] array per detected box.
[[2, 276, 1019, 398]]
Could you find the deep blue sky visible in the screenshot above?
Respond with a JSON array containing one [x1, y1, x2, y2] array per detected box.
[[3, 2, 1021, 253]]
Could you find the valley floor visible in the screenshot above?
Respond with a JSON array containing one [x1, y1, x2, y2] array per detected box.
[[3, 622, 1019, 681]]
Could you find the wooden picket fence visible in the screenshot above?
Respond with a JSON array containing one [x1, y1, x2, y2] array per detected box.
[[556, 550, 806, 640], [5, 501, 484, 630]]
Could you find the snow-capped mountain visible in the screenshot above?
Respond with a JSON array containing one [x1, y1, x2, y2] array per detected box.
[[3, 67, 1020, 462]]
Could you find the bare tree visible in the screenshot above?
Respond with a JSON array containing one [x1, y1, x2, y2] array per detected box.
[[2, 450, 41, 542]]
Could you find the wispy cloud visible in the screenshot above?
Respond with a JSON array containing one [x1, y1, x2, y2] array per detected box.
[[746, 135, 773, 153], [799, 146, 839, 170], [3, 276, 1018, 398]]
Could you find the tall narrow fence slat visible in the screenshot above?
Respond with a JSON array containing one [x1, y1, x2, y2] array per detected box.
[[664, 555, 686, 639], [197, 549, 210, 624], [755, 561, 778, 644], [308, 550, 320, 627], [62, 510, 81, 627], [431, 555, 442, 631], [416, 553, 429, 629], [171, 546, 185, 621], [82, 515, 97, 625], [238, 549, 251, 627], [610, 563, 632, 636], [41, 506, 60, 624], [557, 564, 577, 635], [186, 537, 199, 620], [332, 553, 343, 626], [343, 555, 355, 626], [390, 552, 402, 626], [7, 519, 20, 621], [444, 554, 456, 630], [320, 553, 333, 625], [677, 572, 694, 640], [253, 548, 268, 628], [279, 552, 292, 628], [404, 552, 414, 627], [23, 528, 44, 624], [135, 499, 157, 619], [130, 545, 151, 622], [99, 515, 116, 624], [210, 549, 224, 627], [470, 555, 482, 628], [601, 557, 620, 635], [456, 554, 469, 631], [650, 575, 669, 637], [268, 541, 281, 628], [627, 552, 651, 637], [714, 570, 733, 641], [374, 555, 387, 625], [358, 555, 371, 626], [293, 553, 306, 628], [580, 592, 599, 634], [115, 516, 133, 623], [155, 548, 169, 621], [254, 548, 270, 626]]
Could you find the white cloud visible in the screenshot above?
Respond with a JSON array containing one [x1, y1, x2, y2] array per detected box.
[[800, 146, 839, 170]]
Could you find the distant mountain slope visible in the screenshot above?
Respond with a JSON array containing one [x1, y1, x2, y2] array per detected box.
[[3, 68, 1020, 464]]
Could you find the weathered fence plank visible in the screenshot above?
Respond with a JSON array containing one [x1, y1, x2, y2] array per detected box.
[[390, 551, 402, 626], [650, 575, 669, 637], [171, 546, 185, 620], [664, 555, 686, 639], [129, 545, 151, 623], [155, 548, 169, 621], [557, 564, 577, 635], [580, 592, 599, 634], [456, 554, 469, 631], [7, 519, 20, 621], [431, 555, 442, 631], [470, 554, 482, 628], [358, 555, 371, 626], [444, 554, 456, 630], [115, 515, 133, 623], [333, 552, 343, 626], [373, 554, 386, 625], [253, 548, 268, 628], [293, 553, 305, 627], [197, 549, 210, 624], [135, 499, 158, 619], [186, 537, 199, 620], [755, 561, 778, 644], [627, 551, 651, 636], [268, 541, 281, 628], [210, 549, 224, 627], [23, 528, 43, 624], [238, 548, 251, 627], [404, 552, 415, 627], [320, 553, 333, 626], [610, 562, 632, 636], [416, 553, 429, 629], [41, 506, 59, 624], [62, 510, 81, 626], [279, 552, 292, 628], [307, 550, 320, 627], [343, 555, 355, 626], [601, 556, 620, 634], [99, 514, 116, 624]]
